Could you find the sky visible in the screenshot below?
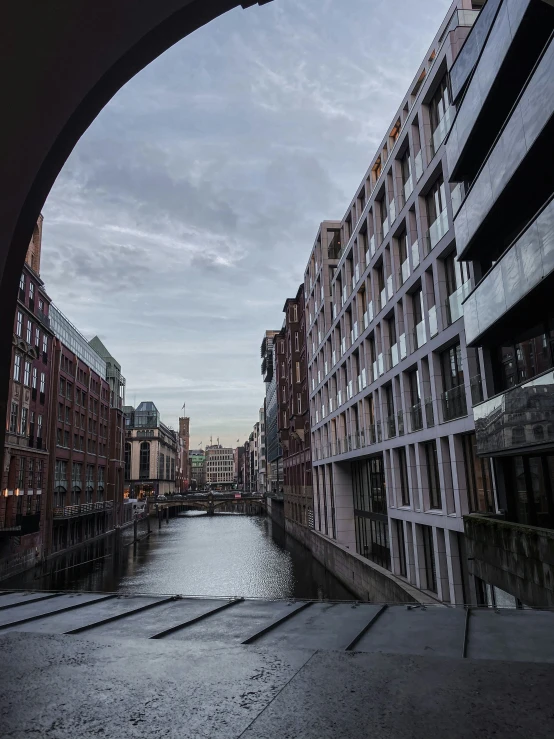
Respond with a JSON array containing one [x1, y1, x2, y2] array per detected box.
[[41, 0, 451, 447]]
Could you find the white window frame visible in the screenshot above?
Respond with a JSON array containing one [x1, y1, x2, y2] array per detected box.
[[14, 354, 21, 382]]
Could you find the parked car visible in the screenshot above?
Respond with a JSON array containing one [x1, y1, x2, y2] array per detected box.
[[157, 494, 167, 501]]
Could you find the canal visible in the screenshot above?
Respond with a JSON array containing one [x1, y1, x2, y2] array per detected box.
[[8, 513, 355, 600]]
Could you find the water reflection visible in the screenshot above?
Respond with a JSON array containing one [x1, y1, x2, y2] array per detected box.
[[7, 513, 354, 601]]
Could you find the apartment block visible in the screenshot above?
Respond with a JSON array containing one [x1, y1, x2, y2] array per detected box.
[[276, 284, 313, 527], [205, 445, 234, 488], [306, 1, 484, 604], [261, 330, 282, 494], [447, 0, 554, 606]]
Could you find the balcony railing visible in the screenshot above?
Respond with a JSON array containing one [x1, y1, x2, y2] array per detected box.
[[380, 287, 387, 310], [53, 500, 113, 519], [397, 410, 405, 436], [386, 274, 394, 300], [441, 383, 468, 422], [399, 333, 407, 360], [415, 319, 426, 350], [446, 279, 471, 325], [424, 397, 435, 427], [414, 150, 423, 182], [391, 342, 399, 367], [470, 374, 484, 406], [451, 182, 465, 217], [386, 414, 397, 439], [389, 199, 396, 226], [398, 258, 410, 286], [411, 240, 420, 268], [428, 304, 438, 338], [431, 106, 454, 157], [424, 210, 448, 255], [409, 402, 423, 432], [403, 175, 413, 203]]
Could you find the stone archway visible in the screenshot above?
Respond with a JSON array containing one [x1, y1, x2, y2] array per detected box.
[[0, 0, 272, 450]]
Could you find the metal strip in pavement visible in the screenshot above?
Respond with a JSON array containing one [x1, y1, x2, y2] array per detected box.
[[241, 601, 313, 645], [462, 606, 471, 659], [0, 594, 118, 630], [345, 604, 388, 651], [0, 592, 62, 612], [149, 597, 245, 639], [65, 596, 178, 634]]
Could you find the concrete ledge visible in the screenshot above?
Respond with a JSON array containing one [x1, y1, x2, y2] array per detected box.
[[284, 518, 437, 605]]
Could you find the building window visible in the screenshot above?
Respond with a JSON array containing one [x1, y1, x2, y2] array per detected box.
[[23, 360, 30, 386], [35, 327, 40, 347], [16, 311, 23, 337], [139, 442, 150, 479], [297, 393, 302, 415], [19, 274, 25, 295], [26, 321, 32, 344], [42, 335, 47, 355], [29, 282, 35, 302], [295, 362, 301, 383], [9, 402, 18, 433], [13, 354, 21, 382], [422, 524, 437, 593], [32, 367, 37, 389], [398, 447, 410, 507], [37, 415, 42, 438], [424, 440, 441, 510], [21, 407, 28, 436], [40, 372, 45, 394]]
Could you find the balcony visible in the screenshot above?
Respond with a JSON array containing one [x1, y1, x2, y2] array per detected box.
[[428, 305, 438, 338], [441, 383, 468, 422], [451, 182, 464, 218], [411, 240, 420, 269], [398, 333, 407, 360], [403, 175, 413, 203], [361, 368, 367, 389], [464, 513, 554, 608], [473, 370, 554, 456], [424, 397, 435, 427], [386, 274, 394, 300], [369, 234, 376, 257], [454, 35, 554, 261], [409, 402, 423, 432], [391, 342, 399, 368], [463, 198, 554, 347], [445, 279, 472, 326], [380, 287, 387, 310], [53, 500, 113, 519], [398, 258, 410, 287], [397, 410, 405, 436], [389, 199, 396, 226], [386, 414, 396, 439], [414, 150, 423, 182], [430, 106, 454, 158], [415, 319, 426, 350], [424, 210, 449, 255]]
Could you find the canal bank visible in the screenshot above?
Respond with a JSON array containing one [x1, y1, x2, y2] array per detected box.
[[267, 497, 435, 605]]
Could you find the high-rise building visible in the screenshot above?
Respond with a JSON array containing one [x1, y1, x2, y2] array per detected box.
[[124, 402, 177, 498], [307, 2, 484, 604], [447, 0, 554, 607], [277, 284, 313, 528], [0, 217, 54, 577]]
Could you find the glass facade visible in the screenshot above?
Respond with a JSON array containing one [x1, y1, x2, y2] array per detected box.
[[50, 305, 106, 378], [352, 455, 390, 569]]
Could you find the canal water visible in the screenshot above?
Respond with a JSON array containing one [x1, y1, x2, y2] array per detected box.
[[8, 513, 354, 601]]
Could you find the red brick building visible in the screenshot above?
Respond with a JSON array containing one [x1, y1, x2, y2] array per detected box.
[[276, 284, 313, 528], [0, 216, 54, 578], [43, 309, 119, 561]]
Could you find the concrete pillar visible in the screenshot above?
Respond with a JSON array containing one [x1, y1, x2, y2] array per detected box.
[[404, 519, 416, 584], [331, 462, 355, 549], [413, 522, 426, 591], [433, 526, 450, 603]]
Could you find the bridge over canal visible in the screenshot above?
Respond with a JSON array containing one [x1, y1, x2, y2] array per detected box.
[[151, 493, 266, 518]]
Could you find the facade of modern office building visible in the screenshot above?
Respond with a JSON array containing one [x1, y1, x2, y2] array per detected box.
[[306, 1, 484, 604], [447, 0, 554, 607]]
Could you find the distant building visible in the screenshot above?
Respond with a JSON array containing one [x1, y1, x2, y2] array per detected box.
[[124, 402, 177, 498], [256, 407, 267, 493], [205, 445, 234, 488], [189, 449, 205, 489], [261, 330, 282, 494], [178, 416, 190, 492]]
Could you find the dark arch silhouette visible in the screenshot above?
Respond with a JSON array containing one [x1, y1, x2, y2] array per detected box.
[[0, 0, 272, 452]]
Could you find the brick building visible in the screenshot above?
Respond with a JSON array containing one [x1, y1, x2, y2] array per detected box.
[[43, 307, 121, 560], [0, 216, 54, 577], [276, 284, 313, 527]]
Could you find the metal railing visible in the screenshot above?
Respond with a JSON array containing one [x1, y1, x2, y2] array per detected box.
[[424, 397, 435, 427], [53, 500, 113, 519], [441, 383, 468, 422], [409, 402, 423, 432]]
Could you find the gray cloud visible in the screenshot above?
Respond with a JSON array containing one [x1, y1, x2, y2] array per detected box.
[[42, 0, 451, 444]]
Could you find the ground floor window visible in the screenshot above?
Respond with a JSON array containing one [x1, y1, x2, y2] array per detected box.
[[475, 578, 521, 609], [461, 433, 494, 513], [355, 514, 390, 570], [421, 524, 437, 593]]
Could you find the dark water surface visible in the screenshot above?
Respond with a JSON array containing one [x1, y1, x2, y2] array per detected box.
[[8, 513, 354, 600]]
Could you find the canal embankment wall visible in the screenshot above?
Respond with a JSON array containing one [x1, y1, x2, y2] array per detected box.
[[279, 515, 436, 605]]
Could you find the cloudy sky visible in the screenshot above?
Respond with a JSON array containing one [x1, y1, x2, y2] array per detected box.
[[42, 0, 450, 446]]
